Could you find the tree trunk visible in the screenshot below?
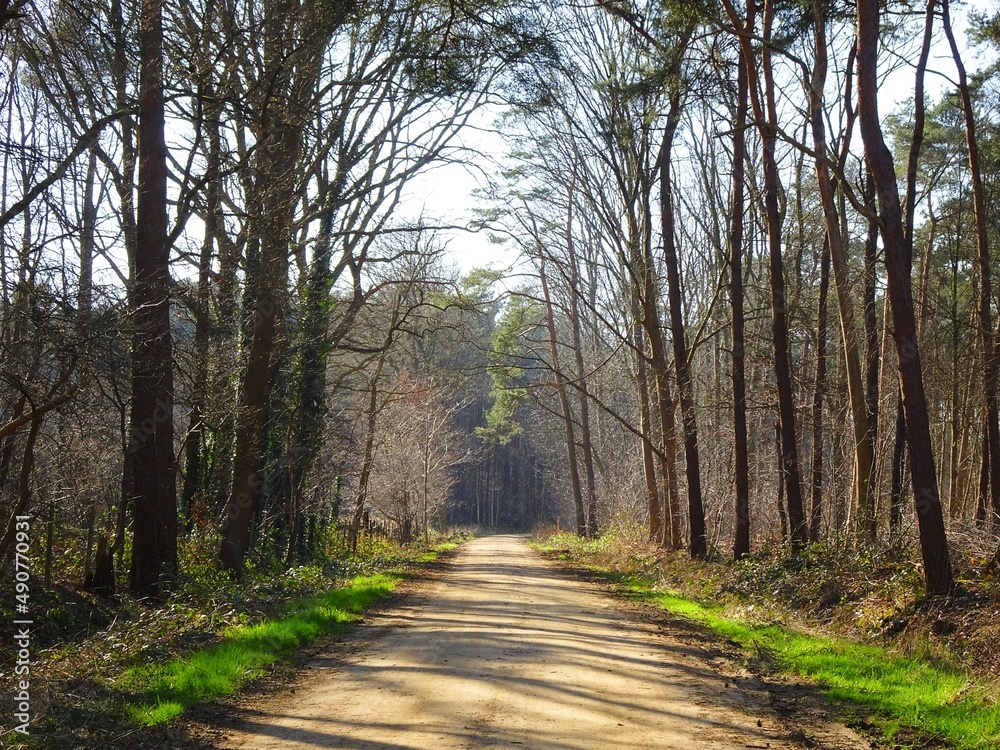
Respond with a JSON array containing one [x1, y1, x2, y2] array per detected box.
[[352, 353, 388, 552], [810, 239, 831, 541], [775, 421, 788, 545], [218, 86, 298, 574], [863, 169, 882, 529], [730, 50, 751, 560], [977, 414, 990, 526], [128, 0, 176, 598], [110, 0, 137, 267], [856, 0, 953, 594], [639, 245, 681, 549], [890, 388, 907, 535], [0, 418, 41, 569], [285, 481, 302, 566], [723, 0, 806, 549], [565, 180, 599, 537], [761, 0, 807, 550], [539, 255, 586, 536], [216, 0, 343, 573], [941, 0, 1000, 527], [661, 93, 707, 557], [218, 257, 285, 573], [631, 296, 661, 543], [78, 147, 96, 317], [182, 93, 222, 527], [809, 0, 874, 543]]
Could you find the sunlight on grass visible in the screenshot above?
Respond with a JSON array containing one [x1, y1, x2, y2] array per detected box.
[[625, 579, 1000, 750], [415, 541, 458, 563], [122, 573, 400, 726]]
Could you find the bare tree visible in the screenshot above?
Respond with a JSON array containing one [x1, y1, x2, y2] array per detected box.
[[722, 0, 807, 550], [856, 0, 953, 594], [940, 0, 1000, 527], [127, 0, 175, 598], [729, 46, 751, 559]]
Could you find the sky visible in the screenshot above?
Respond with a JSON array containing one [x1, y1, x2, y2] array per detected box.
[[394, 107, 521, 278]]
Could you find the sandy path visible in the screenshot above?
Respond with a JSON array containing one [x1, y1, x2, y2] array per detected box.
[[212, 535, 869, 750]]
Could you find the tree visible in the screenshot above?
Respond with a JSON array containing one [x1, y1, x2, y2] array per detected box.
[[807, 0, 876, 541], [127, 0, 175, 598], [537, 244, 587, 536], [729, 45, 751, 560], [722, 0, 807, 550], [856, 0, 953, 594], [941, 0, 1000, 528], [661, 84, 707, 557], [809, 239, 830, 542], [564, 179, 600, 537]]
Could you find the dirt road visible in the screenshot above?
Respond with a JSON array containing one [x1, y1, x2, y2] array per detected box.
[[207, 535, 869, 749]]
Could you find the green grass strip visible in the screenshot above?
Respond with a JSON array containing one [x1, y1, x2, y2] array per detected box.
[[122, 573, 400, 726], [618, 576, 1000, 750]]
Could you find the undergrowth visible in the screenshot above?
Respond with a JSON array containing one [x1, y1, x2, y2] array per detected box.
[[122, 573, 400, 725], [532, 522, 1000, 750]]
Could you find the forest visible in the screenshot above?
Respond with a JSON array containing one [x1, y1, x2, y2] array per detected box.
[[3, 0, 1000, 742]]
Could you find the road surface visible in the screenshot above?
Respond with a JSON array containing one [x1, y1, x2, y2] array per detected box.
[[207, 535, 869, 749]]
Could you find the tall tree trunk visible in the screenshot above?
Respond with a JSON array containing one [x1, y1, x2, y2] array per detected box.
[[78, 147, 97, 317], [916, 197, 937, 343], [941, 0, 1000, 526], [352, 382, 380, 552], [632, 319, 661, 543], [661, 94, 706, 557], [539, 255, 586, 536], [637, 240, 681, 548], [810, 239, 831, 542], [761, 0, 807, 549], [216, 0, 342, 573], [286, 194, 343, 562], [890, 388, 907, 535], [565, 180, 599, 537], [995, 317, 1000, 525], [129, 0, 176, 598], [102, 0, 136, 591], [218, 264, 286, 572], [182, 97, 221, 528], [78, 147, 98, 580], [863, 170, 882, 528], [977, 413, 990, 526], [110, 0, 137, 267], [730, 51, 751, 560], [775, 421, 788, 544], [809, 0, 875, 542], [217, 2, 316, 571], [0, 418, 41, 569], [856, 0, 953, 594], [723, 0, 806, 549]]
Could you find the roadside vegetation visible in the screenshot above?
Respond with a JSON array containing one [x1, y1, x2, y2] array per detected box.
[[122, 572, 400, 726], [532, 524, 1000, 750], [0, 530, 471, 749]]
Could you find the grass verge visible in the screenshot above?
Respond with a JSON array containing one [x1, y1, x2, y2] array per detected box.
[[620, 577, 1000, 750], [117, 537, 468, 727], [121, 572, 400, 725]]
